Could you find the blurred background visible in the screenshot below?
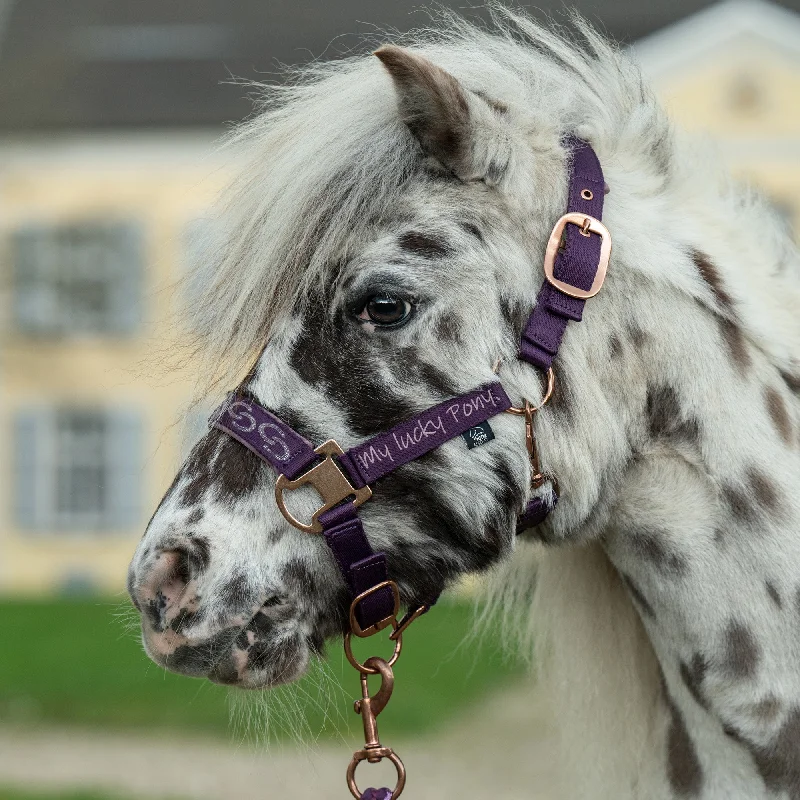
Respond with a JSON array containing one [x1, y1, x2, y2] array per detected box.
[[0, 1, 798, 798]]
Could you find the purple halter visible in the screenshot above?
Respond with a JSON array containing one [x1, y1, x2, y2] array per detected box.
[[212, 136, 609, 636]]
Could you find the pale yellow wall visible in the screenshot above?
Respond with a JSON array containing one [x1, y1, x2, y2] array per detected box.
[[647, 38, 800, 230], [0, 142, 230, 593]]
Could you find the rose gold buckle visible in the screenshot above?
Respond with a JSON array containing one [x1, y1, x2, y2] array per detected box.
[[349, 580, 401, 638], [543, 212, 612, 299], [275, 440, 372, 534]]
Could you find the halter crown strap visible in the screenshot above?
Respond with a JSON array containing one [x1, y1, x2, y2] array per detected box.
[[520, 137, 607, 370]]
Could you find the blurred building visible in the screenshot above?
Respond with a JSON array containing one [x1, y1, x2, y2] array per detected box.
[[0, 0, 798, 593], [635, 0, 800, 229]]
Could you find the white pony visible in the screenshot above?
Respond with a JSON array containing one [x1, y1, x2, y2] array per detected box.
[[128, 7, 800, 798]]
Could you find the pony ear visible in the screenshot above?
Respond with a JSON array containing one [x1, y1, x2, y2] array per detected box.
[[374, 45, 510, 185]]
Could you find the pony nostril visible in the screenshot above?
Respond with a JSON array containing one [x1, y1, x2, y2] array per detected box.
[[133, 549, 193, 626]]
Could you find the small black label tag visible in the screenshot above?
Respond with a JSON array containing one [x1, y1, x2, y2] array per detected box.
[[462, 421, 495, 450]]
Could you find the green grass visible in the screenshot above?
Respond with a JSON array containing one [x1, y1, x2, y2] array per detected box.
[[0, 597, 522, 741]]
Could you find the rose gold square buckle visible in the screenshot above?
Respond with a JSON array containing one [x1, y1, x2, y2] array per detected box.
[[275, 440, 372, 534], [349, 580, 401, 638], [543, 212, 612, 299]]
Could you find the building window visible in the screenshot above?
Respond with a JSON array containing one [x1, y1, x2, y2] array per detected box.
[[12, 221, 143, 336], [13, 406, 143, 532], [55, 411, 108, 527]]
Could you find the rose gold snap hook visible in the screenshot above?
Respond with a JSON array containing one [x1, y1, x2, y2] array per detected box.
[[506, 367, 555, 415], [347, 656, 406, 798], [390, 604, 428, 641]]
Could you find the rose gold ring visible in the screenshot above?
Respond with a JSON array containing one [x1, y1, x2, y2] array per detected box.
[[347, 747, 406, 799], [344, 630, 403, 674], [506, 367, 555, 415]]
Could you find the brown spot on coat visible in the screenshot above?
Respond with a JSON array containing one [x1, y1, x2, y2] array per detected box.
[[665, 691, 705, 796], [680, 654, 709, 710], [179, 432, 265, 507], [765, 386, 793, 445], [499, 298, 528, 339], [397, 231, 451, 258], [547, 365, 574, 423], [609, 334, 623, 359], [721, 620, 760, 680], [748, 468, 780, 514], [186, 508, 204, 525], [693, 250, 734, 314], [718, 317, 751, 373], [627, 324, 647, 349], [749, 695, 782, 723], [434, 314, 463, 344], [766, 580, 783, 608], [779, 367, 800, 394], [458, 221, 484, 241], [738, 707, 800, 796], [646, 385, 701, 445], [630, 530, 688, 577], [721, 483, 756, 524]]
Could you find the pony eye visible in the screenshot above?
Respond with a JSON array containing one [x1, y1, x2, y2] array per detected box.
[[357, 294, 413, 327]]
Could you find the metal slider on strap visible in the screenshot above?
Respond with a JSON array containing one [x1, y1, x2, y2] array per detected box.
[[275, 440, 372, 533]]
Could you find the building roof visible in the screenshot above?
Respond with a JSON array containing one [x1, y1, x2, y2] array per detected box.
[[1, 0, 800, 132], [634, 0, 800, 82]]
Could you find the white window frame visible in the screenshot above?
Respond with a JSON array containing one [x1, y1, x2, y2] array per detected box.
[[13, 220, 143, 337]]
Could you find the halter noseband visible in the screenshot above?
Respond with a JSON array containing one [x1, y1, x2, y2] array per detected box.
[[211, 136, 609, 639]]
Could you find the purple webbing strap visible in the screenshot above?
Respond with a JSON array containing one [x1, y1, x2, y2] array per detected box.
[[516, 494, 558, 533], [318, 502, 397, 630], [340, 383, 511, 487], [515, 137, 605, 531], [519, 138, 606, 370], [360, 789, 393, 800], [211, 396, 318, 480]]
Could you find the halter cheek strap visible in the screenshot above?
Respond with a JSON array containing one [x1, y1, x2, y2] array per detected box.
[[513, 136, 608, 529], [211, 136, 609, 635], [520, 136, 608, 369]]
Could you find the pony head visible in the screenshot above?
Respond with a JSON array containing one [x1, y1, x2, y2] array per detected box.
[[127, 15, 663, 688]]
